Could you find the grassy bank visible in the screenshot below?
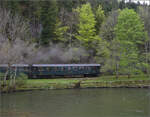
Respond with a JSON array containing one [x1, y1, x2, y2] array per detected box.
[[13, 75, 150, 91]]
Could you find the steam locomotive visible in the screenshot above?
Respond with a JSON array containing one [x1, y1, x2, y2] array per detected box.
[[0, 64, 101, 78]]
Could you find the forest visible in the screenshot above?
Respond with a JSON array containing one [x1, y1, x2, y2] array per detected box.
[[0, 0, 150, 78]]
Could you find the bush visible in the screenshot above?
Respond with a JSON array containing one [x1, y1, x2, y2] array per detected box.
[[16, 73, 28, 87]]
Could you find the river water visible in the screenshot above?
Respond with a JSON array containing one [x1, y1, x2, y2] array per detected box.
[[0, 88, 150, 117]]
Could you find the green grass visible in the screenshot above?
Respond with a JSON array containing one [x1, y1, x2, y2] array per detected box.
[[83, 75, 150, 82], [2, 75, 150, 92], [26, 75, 150, 84]]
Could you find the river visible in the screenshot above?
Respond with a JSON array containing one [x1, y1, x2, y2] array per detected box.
[[0, 88, 150, 117]]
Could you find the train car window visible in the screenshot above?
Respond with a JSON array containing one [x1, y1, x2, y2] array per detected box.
[[24, 67, 27, 71], [34, 67, 38, 71], [79, 66, 82, 70], [66, 67, 69, 71], [24, 67, 26, 71], [43, 67, 46, 71], [57, 67, 60, 71], [85, 67, 88, 70], [37, 67, 39, 71], [73, 66, 77, 71], [56, 67, 59, 71], [50, 67, 53, 71], [68, 66, 71, 71], [39, 67, 43, 71], [92, 67, 94, 70], [88, 67, 91, 70], [19, 67, 22, 71], [63, 67, 66, 71], [63, 67, 65, 71], [65, 67, 68, 71], [53, 67, 56, 71], [59, 67, 62, 71], [54, 67, 57, 71], [51, 67, 55, 71], [58, 67, 61, 71], [46, 67, 49, 71], [62, 67, 65, 71]]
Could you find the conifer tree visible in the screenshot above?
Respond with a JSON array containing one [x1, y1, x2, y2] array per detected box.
[[75, 3, 97, 47], [95, 4, 105, 34], [40, 0, 58, 46]]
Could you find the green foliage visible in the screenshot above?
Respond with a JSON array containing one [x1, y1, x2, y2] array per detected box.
[[0, 73, 4, 83], [75, 3, 109, 63], [95, 4, 105, 34], [54, 20, 69, 43], [75, 3, 97, 46], [5, 1, 20, 14], [114, 8, 148, 76], [1, 1, 150, 77], [119, 1, 138, 11], [115, 8, 147, 44], [100, 10, 119, 41], [40, 0, 58, 45], [16, 73, 28, 87]]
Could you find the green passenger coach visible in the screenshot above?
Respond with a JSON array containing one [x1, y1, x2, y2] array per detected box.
[[30, 64, 100, 78], [0, 64, 101, 79]]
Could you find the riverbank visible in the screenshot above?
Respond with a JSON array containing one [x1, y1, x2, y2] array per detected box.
[[12, 76, 150, 92], [1, 76, 150, 93]]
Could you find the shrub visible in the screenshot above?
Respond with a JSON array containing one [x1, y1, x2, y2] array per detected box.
[[16, 73, 28, 87]]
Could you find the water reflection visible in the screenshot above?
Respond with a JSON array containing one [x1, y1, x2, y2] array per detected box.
[[0, 88, 150, 117]]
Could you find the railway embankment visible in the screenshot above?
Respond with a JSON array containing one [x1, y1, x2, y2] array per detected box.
[[1, 76, 150, 93], [12, 76, 150, 92]]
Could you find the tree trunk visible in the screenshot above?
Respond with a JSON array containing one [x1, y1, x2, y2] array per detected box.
[[128, 74, 130, 78], [9, 74, 13, 89], [116, 62, 119, 79], [145, 42, 148, 75], [13, 67, 17, 88], [3, 70, 9, 86]]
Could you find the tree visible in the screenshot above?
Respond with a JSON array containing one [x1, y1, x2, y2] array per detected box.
[[58, 7, 78, 47], [119, 0, 138, 11], [98, 10, 120, 76], [3, 1, 20, 14], [100, 10, 119, 41], [114, 8, 148, 77], [40, 0, 58, 46], [138, 6, 150, 76], [89, 0, 118, 15], [75, 3, 97, 47], [75, 3, 109, 63], [0, 8, 35, 90], [74, 3, 99, 62], [95, 4, 105, 34], [54, 20, 69, 43]]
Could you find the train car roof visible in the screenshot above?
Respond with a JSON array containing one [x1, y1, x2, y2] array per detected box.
[[0, 64, 101, 67], [32, 64, 100, 67], [0, 64, 29, 67], [11, 64, 29, 67], [0, 64, 8, 67]]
